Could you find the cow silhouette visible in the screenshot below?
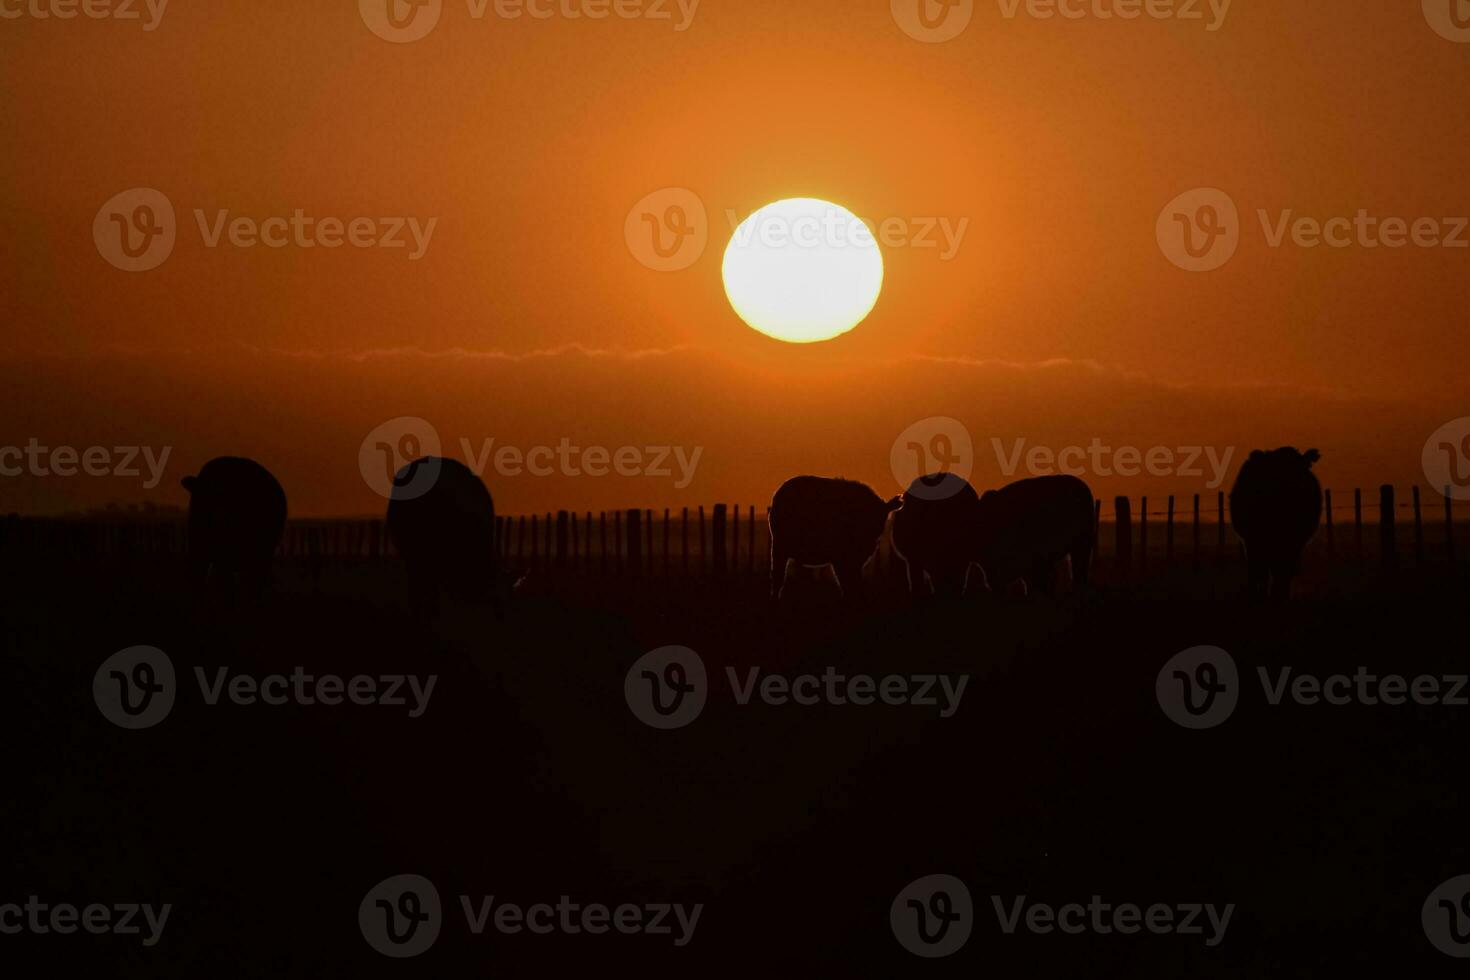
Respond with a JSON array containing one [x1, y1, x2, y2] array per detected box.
[[386, 456, 501, 622], [180, 456, 287, 596], [891, 473, 982, 597], [972, 475, 1095, 596], [769, 476, 901, 602], [1229, 447, 1322, 601]]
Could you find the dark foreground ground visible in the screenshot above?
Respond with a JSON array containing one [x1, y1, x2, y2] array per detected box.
[[3, 555, 1467, 976]]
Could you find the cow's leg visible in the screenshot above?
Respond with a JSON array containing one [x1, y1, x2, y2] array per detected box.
[[933, 561, 966, 599], [1246, 550, 1270, 601], [187, 549, 210, 605], [1029, 560, 1058, 597], [833, 557, 866, 604], [770, 547, 791, 600], [901, 556, 923, 598], [1269, 555, 1298, 602], [407, 572, 439, 625], [244, 556, 272, 607], [1070, 532, 1094, 590]]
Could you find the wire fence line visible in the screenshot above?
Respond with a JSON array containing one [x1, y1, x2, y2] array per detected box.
[[1, 486, 1461, 581]]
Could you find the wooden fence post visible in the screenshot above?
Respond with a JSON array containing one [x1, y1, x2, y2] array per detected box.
[[1191, 494, 1201, 571], [1139, 497, 1149, 575], [1412, 487, 1424, 567], [749, 505, 757, 574], [1217, 491, 1227, 563], [1379, 485, 1397, 572], [663, 508, 671, 577], [711, 504, 728, 575], [1354, 489, 1363, 558], [681, 507, 689, 575], [645, 509, 653, 576], [698, 506, 706, 574], [1447, 488, 1457, 568], [556, 511, 569, 567], [1114, 497, 1132, 577], [1165, 495, 1176, 566], [1324, 489, 1335, 560], [731, 505, 740, 571], [625, 509, 642, 574]]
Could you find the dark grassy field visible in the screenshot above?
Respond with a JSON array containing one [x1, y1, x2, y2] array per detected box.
[[4, 549, 1468, 975]]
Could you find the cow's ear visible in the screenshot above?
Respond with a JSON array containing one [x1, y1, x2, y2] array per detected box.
[[1302, 449, 1321, 466], [884, 495, 903, 513], [181, 476, 196, 493]]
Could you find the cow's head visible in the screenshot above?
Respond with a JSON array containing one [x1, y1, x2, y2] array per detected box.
[[868, 494, 903, 540], [1250, 447, 1322, 470]]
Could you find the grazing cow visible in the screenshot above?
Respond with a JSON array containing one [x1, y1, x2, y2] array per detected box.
[[1229, 447, 1323, 601], [386, 456, 501, 621], [891, 473, 982, 597], [769, 477, 902, 601], [181, 456, 287, 595], [972, 475, 1095, 596]]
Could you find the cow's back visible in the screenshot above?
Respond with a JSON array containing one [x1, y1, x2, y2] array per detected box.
[[186, 456, 287, 560], [387, 457, 497, 595], [975, 475, 1094, 581], [770, 476, 885, 564], [891, 474, 981, 566], [1230, 454, 1322, 553]]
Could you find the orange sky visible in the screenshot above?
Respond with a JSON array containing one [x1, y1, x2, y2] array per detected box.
[[2, 2, 1467, 515]]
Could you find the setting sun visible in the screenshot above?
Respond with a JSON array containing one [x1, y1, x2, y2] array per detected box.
[[721, 198, 884, 344]]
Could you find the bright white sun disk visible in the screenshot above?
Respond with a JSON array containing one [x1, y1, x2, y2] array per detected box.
[[722, 198, 884, 344]]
